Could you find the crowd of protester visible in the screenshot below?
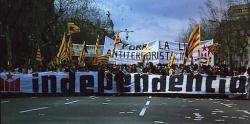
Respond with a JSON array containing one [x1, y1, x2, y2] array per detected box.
[[0, 62, 249, 77]]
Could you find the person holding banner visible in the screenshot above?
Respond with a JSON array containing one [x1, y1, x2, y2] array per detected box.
[[114, 66, 126, 95]]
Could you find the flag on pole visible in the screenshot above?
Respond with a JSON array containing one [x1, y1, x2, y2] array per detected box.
[[56, 33, 67, 59], [207, 43, 220, 54], [111, 34, 121, 57], [183, 24, 201, 64], [96, 55, 109, 64], [68, 22, 80, 35], [168, 52, 175, 68], [78, 41, 88, 63], [141, 43, 149, 64], [67, 36, 73, 61], [36, 47, 42, 63], [93, 35, 100, 64]]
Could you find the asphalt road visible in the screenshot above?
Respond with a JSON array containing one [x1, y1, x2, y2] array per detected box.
[[1, 96, 250, 124]]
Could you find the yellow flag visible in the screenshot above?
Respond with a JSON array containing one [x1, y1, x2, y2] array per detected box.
[[56, 33, 66, 58], [68, 22, 80, 35], [36, 47, 42, 63], [141, 43, 149, 64], [168, 52, 175, 68], [67, 36, 73, 61]]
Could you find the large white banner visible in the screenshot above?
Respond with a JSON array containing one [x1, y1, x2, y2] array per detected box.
[[103, 37, 214, 65], [1, 72, 248, 95]]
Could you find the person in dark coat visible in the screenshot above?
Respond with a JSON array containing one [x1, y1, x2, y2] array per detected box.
[[114, 66, 125, 95]]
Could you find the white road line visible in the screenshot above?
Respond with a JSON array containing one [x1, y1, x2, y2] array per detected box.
[[1, 100, 9, 103], [149, 96, 152, 99], [19, 107, 48, 114], [145, 101, 151, 106], [139, 107, 147, 116], [65, 100, 80, 105], [139, 100, 151, 117], [235, 110, 250, 115]]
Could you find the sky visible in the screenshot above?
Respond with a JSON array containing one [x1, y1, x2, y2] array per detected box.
[[96, 0, 207, 43]]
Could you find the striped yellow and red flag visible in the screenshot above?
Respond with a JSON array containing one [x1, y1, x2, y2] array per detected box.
[[56, 33, 67, 59], [93, 35, 100, 63], [96, 55, 109, 64], [36, 47, 42, 63], [183, 24, 201, 64], [111, 34, 121, 57], [207, 43, 220, 54], [78, 41, 87, 63]]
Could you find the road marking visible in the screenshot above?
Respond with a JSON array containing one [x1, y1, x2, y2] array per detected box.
[[235, 110, 250, 115], [65, 100, 80, 105], [139, 100, 151, 116], [145, 101, 151, 105], [215, 119, 225, 122], [19, 107, 48, 114], [126, 112, 134, 114], [153, 120, 165, 123], [139, 107, 147, 116], [1, 100, 9, 103], [149, 96, 152, 99]]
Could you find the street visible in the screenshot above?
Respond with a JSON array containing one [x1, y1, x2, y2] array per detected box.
[[1, 96, 250, 124]]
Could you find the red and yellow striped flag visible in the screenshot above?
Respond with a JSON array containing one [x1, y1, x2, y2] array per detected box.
[[96, 55, 109, 64], [78, 41, 87, 64], [111, 34, 121, 57], [207, 43, 220, 54], [36, 47, 42, 63], [93, 35, 100, 64], [141, 43, 149, 64], [183, 24, 201, 64]]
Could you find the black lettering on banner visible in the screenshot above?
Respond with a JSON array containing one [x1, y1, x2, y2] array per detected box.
[[41, 75, 57, 93], [159, 52, 164, 60], [179, 42, 184, 50], [169, 75, 183, 91], [118, 51, 122, 58], [129, 45, 135, 50], [61, 72, 75, 94], [80, 75, 94, 95], [134, 74, 148, 92], [131, 52, 135, 59], [165, 41, 170, 50], [123, 74, 131, 92], [230, 76, 246, 93], [206, 76, 216, 93], [165, 52, 169, 60], [32, 73, 39, 93], [136, 52, 141, 60], [152, 76, 166, 92], [152, 52, 157, 60], [219, 79, 226, 93], [186, 74, 202, 92], [126, 51, 130, 58]]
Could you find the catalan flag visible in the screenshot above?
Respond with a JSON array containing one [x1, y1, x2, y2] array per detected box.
[[36, 47, 42, 63], [78, 41, 87, 63], [68, 22, 80, 35], [207, 43, 220, 55], [56, 33, 66, 58], [93, 35, 100, 63], [111, 34, 121, 57], [96, 55, 109, 64], [184, 24, 201, 64], [168, 52, 175, 68]]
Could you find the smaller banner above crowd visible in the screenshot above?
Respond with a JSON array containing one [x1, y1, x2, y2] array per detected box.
[[103, 36, 214, 65]]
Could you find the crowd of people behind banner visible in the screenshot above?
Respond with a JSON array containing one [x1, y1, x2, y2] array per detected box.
[[1, 62, 249, 77]]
